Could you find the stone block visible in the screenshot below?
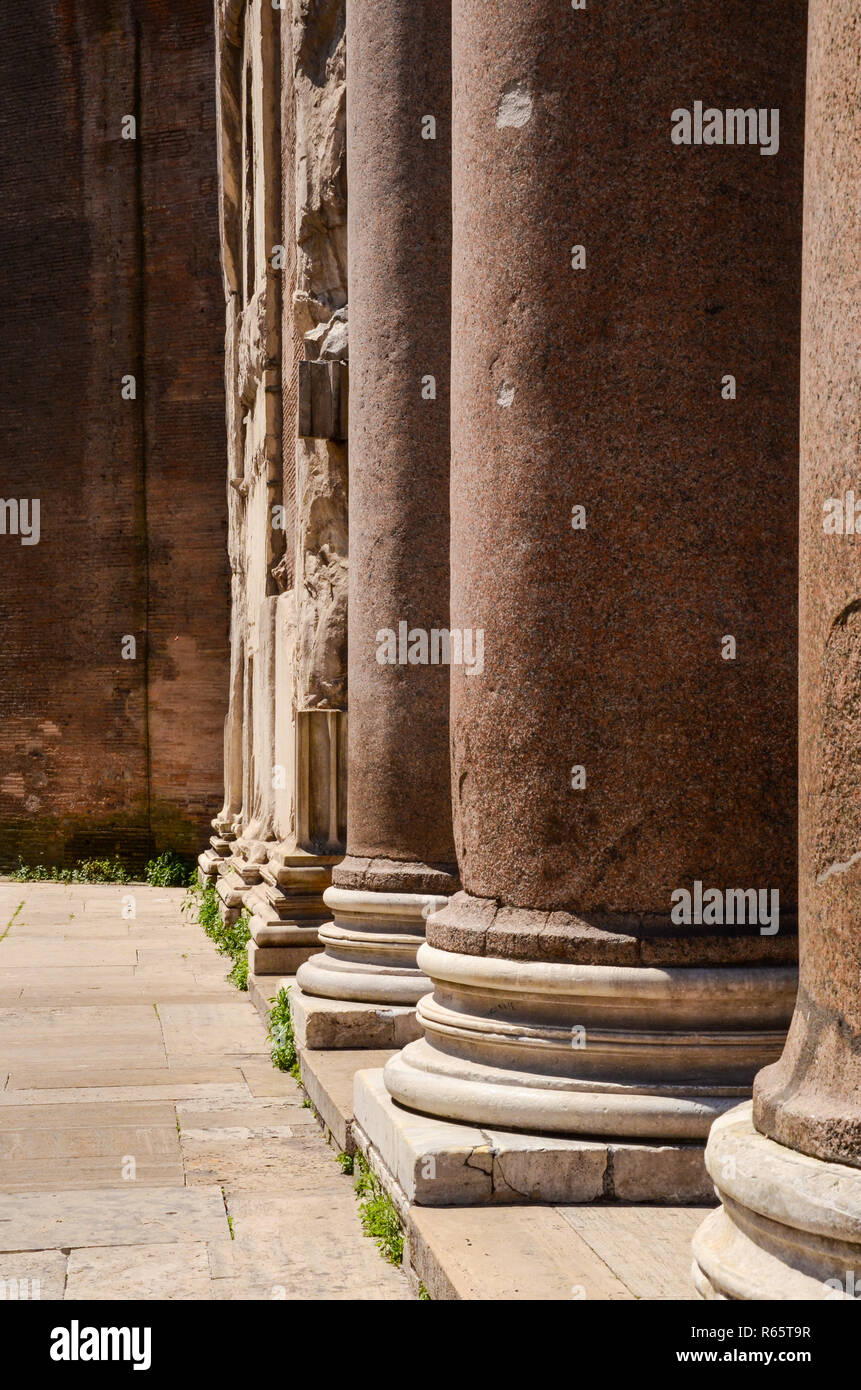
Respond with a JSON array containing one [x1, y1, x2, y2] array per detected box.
[[290, 983, 420, 1050]]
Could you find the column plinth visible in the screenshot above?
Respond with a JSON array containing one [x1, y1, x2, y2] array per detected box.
[[693, 1106, 861, 1301]]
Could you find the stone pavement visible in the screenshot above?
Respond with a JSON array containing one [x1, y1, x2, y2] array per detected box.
[[0, 881, 410, 1300]]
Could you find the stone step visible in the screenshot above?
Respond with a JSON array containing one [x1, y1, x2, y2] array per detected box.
[[299, 1046, 398, 1153], [247, 973, 296, 1026], [407, 1203, 706, 1301]]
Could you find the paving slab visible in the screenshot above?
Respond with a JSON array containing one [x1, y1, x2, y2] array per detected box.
[[557, 1205, 709, 1299], [64, 1243, 214, 1301], [0, 1187, 230, 1251], [301, 1047, 398, 1153], [182, 1132, 348, 1191], [408, 1204, 634, 1301], [0, 1249, 67, 1300], [215, 1190, 411, 1300], [241, 1062, 303, 1098]]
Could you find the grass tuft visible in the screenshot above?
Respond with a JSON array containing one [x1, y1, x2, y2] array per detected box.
[[354, 1152, 404, 1266], [183, 882, 251, 991], [267, 987, 298, 1072]]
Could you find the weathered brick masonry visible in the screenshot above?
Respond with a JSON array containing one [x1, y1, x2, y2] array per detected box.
[[0, 0, 228, 867]]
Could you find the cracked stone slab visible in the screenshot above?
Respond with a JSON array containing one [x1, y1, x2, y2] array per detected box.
[[355, 1069, 713, 1206], [354, 1068, 607, 1205]]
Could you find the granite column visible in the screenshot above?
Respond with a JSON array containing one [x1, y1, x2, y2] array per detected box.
[[295, 0, 457, 1024]]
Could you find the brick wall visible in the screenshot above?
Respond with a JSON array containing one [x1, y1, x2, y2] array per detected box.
[[0, 0, 228, 867]]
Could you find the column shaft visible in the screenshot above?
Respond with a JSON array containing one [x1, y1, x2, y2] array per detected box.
[[297, 0, 457, 1007]]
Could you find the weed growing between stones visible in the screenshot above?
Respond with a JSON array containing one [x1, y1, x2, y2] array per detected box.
[[0, 901, 23, 943], [354, 1151, 404, 1266], [267, 987, 301, 1080], [335, 1150, 354, 1176], [183, 882, 251, 991]]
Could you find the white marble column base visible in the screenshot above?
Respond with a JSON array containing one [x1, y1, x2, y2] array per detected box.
[[295, 886, 447, 1006], [383, 945, 795, 1139], [693, 1102, 861, 1299]]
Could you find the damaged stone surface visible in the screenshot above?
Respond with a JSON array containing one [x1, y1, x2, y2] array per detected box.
[[353, 1070, 712, 1208], [203, 0, 349, 970]]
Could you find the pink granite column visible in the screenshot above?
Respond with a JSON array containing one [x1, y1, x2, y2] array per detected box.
[[296, 0, 457, 1008], [695, 0, 861, 1296], [384, 0, 805, 1150]]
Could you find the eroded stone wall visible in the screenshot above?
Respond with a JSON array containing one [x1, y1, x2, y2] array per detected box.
[[207, 0, 347, 869]]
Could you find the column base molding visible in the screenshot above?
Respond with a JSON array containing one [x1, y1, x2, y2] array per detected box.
[[198, 831, 236, 884], [383, 943, 796, 1140], [244, 848, 341, 975], [693, 1103, 861, 1300], [296, 884, 450, 1006]]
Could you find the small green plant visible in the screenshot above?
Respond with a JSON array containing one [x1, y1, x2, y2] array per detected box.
[[267, 987, 297, 1072], [335, 1151, 355, 1176], [229, 952, 249, 991], [354, 1152, 404, 1266], [11, 856, 130, 884], [144, 850, 195, 888], [417, 1283, 431, 1301], [184, 883, 251, 991]]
